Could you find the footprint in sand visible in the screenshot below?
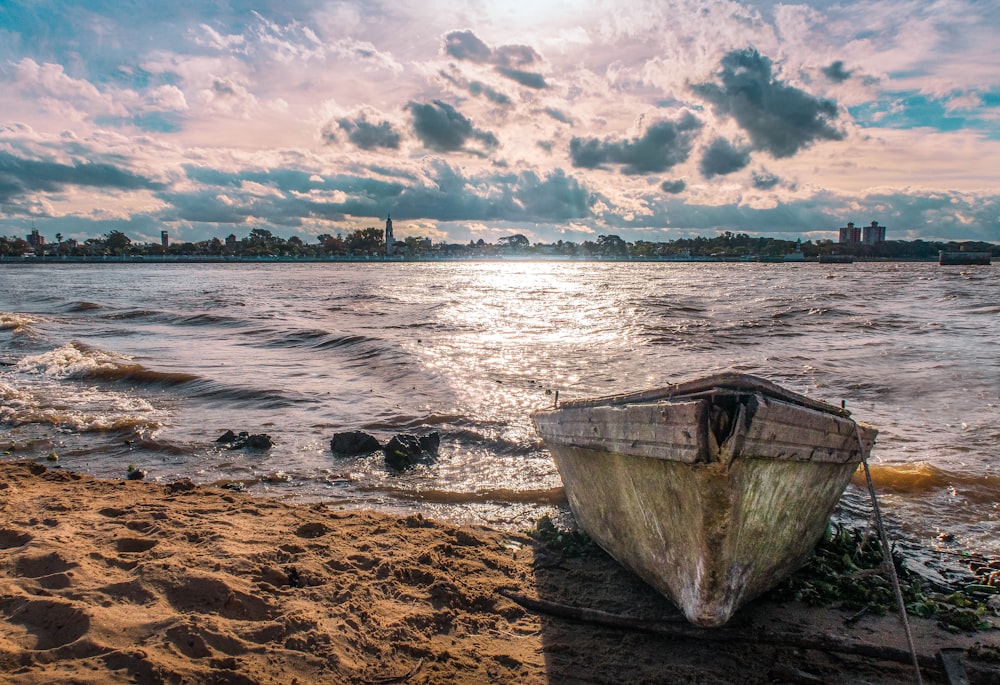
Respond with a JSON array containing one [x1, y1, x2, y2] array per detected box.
[[97, 579, 157, 605], [0, 528, 32, 548], [294, 522, 329, 538], [115, 537, 159, 553], [164, 575, 278, 621], [165, 619, 261, 659], [97, 507, 127, 518], [15, 551, 78, 589], [0, 597, 91, 650]]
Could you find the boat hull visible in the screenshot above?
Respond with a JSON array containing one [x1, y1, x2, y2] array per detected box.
[[532, 374, 877, 627]]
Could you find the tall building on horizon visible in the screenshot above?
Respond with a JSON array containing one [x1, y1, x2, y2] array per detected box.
[[385, 214, 394, 256], [26, 228, 44, 248], [839, 220, 886, 244], [838, 222, 862, 244], [862, 220, 886, 244]]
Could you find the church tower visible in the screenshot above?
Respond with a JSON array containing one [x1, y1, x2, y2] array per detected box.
[[384, 214, 394, 256]]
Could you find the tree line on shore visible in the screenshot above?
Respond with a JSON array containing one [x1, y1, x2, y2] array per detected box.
[[1, 227, 996, 260]]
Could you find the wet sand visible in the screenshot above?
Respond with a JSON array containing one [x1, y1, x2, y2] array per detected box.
[[0, 460, 996, 684]]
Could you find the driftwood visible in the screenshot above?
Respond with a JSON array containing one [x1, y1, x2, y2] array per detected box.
[[500, 590, 941, 669], [938, 649, 971, 685]]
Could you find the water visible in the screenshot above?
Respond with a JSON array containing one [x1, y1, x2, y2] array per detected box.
[[2, 261, 998, 563]]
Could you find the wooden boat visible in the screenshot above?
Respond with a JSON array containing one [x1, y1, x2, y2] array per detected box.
[[531, 372, 877, 627]]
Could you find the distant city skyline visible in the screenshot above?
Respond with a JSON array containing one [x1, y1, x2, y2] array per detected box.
[[1, 1, 998, 246]]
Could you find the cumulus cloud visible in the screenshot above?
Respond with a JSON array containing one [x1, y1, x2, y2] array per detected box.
[[543, 107, 572, 124], [821, 60, 852, 83], [406, 100, 499, 154], [570, 112, 702, 174], [146, 85, 188, 111], [12, 58, 104, 102], [158, 190, 253, 225], [442, 29, 548, 89], [154, 160, 594, 230], [660, 179, 686, 194], [324, 114, 402, 150], [327, 38, 404, 72], [691, 48, 844, 158], [751, 169, 781, 189], [494, 44, 541, 69], [0, 151, 164, 203], [496, 67, 548, 89], [439, 70, 511, 105], [199, 77, 258, 117], [514, 168, 593, 220], [444, 30, 493, 63], [468, 81, 511, 105], [8, 58, 123, 121], [699, 137, 751, 178], [388, 164, 594, 223]]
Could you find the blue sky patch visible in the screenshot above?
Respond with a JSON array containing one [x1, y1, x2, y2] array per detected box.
[[849, 91, 998, 139]]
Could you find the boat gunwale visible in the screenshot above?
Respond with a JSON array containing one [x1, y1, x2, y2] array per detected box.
[[547, 372, 852, 419]]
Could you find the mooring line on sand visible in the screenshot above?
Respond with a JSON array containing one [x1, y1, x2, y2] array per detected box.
[[855, 422, 923, 685]]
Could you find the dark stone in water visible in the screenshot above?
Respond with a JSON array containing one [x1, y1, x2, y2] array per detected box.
[[216, 430, 239, 444], [417, 432, 440, 454], [384, 432, 440, 470], [244, 433, 273, 450], [216, 430, 273, 450], [330, 431, 382, 456]]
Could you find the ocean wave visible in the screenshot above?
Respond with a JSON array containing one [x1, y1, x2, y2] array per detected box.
[[103, 309, 164, 321], [184, 381, 312, 409], [0, 381, 160, 433], [67, 301, 101, 312], [315, 334, 379, 350], [254, 327, 378, 351], [172, 312, 246, 327], [15, 342, 200, 386], [963, 305, 1000, 315], [0, 312, 38, 332], [856, 462, 1000, 503], [16, 343, 312, 409]]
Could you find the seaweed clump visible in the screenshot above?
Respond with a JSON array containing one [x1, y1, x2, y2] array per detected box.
[[768, 524, 999, 633], [527, 515, 605, 558]]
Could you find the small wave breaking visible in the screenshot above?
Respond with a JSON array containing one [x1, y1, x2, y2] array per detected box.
[[15, 342, 200, 386], [0, 312, 38, 333], [856, 462, 1000, 503], [0, 381, 160, 433]]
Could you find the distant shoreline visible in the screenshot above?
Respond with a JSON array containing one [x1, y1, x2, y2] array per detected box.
[[0, 254, 972, 265]]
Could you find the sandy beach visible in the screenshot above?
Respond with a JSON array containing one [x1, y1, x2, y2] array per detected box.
[[0, 460, 996, 684]]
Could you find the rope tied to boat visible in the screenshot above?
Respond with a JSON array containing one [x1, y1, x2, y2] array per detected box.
[[855, 421, 923, 685]]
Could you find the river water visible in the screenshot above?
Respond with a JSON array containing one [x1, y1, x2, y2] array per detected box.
[[1, 261, 998, 563]]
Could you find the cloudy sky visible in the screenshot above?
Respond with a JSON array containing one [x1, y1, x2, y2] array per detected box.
[[1, 0, 998, 246]]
